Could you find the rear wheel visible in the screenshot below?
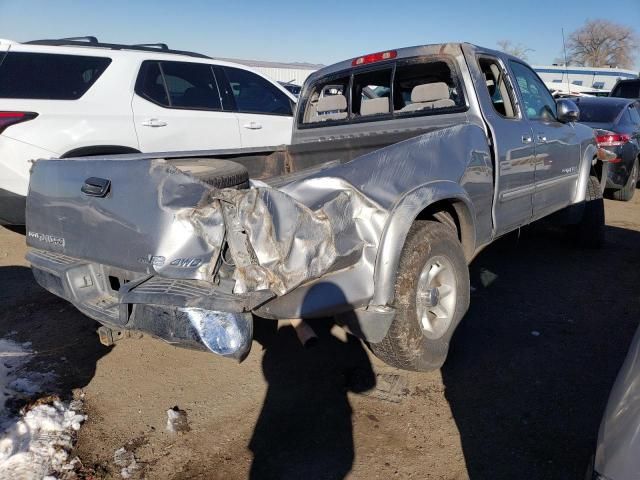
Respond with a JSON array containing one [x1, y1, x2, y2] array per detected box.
[[369, 221, 470, 371], [611, 158, 638, 202], [574, 175, 605, 249]]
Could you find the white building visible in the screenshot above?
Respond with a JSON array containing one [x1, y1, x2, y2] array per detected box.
[[533, 65, 638, 92], [217, 58, 639, 93], [215, 58, 323, 86]]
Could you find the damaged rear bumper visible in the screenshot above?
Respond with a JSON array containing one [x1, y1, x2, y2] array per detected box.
[[27, 248, 273, 360]]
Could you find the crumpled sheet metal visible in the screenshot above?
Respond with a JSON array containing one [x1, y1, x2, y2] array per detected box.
[[200, 123, 488, 300], [215, 178, 386, 296], [154, 123, 488, 302], [154, 162, 227, 281]]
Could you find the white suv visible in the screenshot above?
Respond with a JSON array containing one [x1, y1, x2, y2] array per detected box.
[[0, 37, 296, 225]]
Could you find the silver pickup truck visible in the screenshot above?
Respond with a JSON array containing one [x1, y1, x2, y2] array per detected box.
[[25, 43, 606, 371]]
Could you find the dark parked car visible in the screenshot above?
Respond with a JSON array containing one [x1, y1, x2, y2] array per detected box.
[[610, 78, 640, 100], [278, 81, 301, 97], [575, 96, 640, 201]]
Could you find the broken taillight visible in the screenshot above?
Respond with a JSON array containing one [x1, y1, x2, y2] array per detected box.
[[0, 111, 38, 135]]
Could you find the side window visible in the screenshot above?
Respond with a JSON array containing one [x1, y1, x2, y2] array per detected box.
[[223, 67, 293, 116], [478, 57, 516, 118], [629, 104, 640, 125], [352, 68, 392, 118], [302, 75, 350, 124], [159, 61, 221, 110], [509, 61, 557, 121], [394, 60, 462, 114], [0, 52, 111, 100], [136, 61, 169, 106]]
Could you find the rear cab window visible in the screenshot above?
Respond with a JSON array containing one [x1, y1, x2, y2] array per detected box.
[[299, 54, 466, 127], [0, 52, 111, 100], [576, 102, 625, 124]]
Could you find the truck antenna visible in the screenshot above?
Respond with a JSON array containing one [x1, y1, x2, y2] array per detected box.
[[562, 28, 570, 94]]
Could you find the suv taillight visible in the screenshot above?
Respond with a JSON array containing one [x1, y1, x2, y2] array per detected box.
[[595, 130, 631, 147], [0, 112, 38, 135]]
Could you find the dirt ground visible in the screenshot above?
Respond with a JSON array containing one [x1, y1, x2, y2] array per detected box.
[[1, 193, 639, 480]]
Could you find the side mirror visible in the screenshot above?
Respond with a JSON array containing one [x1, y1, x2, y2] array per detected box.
[[556, 99, 580, 123]]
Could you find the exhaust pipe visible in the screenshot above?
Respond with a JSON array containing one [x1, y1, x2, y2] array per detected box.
[[289, 319, 318, 348]]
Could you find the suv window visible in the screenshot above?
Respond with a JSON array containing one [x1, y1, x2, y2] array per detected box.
[[509, 61, 557, 121], [611, 80, 640, 99], [161, 61, 221, 109], [0, 52, 111, 100], [222, 67, 293, 115], [136, 61, 222, 110], [136, 62, 169, 106]]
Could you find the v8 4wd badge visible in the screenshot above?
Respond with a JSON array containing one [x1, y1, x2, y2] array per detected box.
[[170, 257, 203, 268], [137, 255, 165, 267]]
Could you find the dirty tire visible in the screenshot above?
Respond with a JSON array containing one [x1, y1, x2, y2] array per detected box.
[[169, 158, 250, 189], [369, 221, 470, 372], [611, 158, 638, 202], [574, 175, 605, 249]]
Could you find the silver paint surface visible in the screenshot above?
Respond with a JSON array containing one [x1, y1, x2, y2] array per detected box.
[[26, 42, 599, 335], [595, 326, 640, 480]]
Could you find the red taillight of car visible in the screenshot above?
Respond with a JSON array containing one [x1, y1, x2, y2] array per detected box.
[[352, 50, 397, 66], [595, 131, 631, 147], [0, 111, 38, 135]]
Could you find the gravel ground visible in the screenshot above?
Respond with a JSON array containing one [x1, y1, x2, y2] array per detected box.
[[1, 193, 639, 480]]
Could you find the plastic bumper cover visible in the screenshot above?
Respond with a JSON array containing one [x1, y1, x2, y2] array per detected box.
[[26, 248, 273, 360]]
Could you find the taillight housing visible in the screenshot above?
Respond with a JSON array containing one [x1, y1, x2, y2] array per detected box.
[[0, 111, 38, 135], [352, 50, 397, 66], [594, 130, 631, 147]]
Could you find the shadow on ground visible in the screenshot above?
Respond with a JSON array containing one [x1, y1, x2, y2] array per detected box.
[[0, 266, 111, 401], [248, 317, 376, 480], [442, 224, 640, 479]]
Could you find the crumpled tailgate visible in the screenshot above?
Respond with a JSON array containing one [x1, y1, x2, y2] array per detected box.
[[26, 158, 226, 281]]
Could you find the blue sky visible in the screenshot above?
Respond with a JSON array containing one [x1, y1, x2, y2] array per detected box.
[[1, 0, 638, 69]]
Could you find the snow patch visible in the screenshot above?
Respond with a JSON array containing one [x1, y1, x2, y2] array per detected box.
[[114, 447, 139, 479], [0, 338, 86, 479]]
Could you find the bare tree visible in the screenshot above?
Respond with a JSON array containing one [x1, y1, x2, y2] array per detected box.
[[566, 20, 638, 69], [496, 40, 533, 61]]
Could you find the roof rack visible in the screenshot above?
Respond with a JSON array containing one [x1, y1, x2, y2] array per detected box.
[[23, 37, 211, 59], [58, 36, 99, 43], [132, 43, 169, 50]]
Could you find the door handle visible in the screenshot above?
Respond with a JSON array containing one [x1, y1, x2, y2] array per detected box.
[[522, 135, 533, 144], [81, 177, 111, 197], [243, 121, 262, 130], [141, 118, 167, 127], [536, 134, 547, 143]]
